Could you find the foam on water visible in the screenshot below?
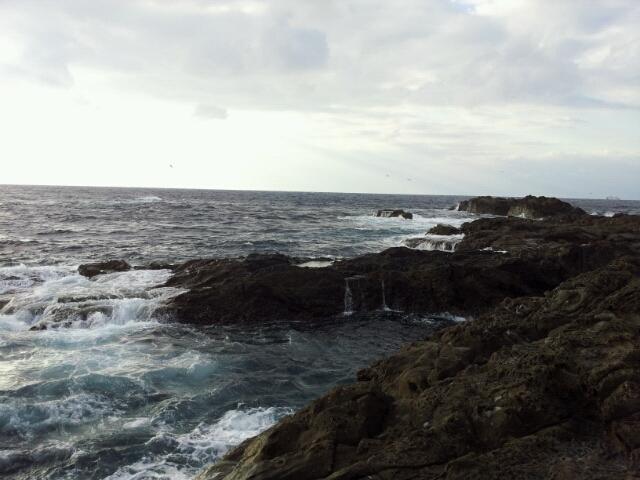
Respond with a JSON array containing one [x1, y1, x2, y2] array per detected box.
[[407, 233, 464, 252], [0, 267, 182, 331], [104, 406, 291, 479], [0, 393, 118, 439], [3, 188, 634, 479], [342, 212, 470, 232], [135, 196, 163, 203]]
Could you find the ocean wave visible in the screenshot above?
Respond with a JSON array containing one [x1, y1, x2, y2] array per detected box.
[[36, 227, 85, 236], [0, 393, 117, 439], [403, 234, 464, 252], [0, 267, 182, 331], [135, 196, 163, 203], [0, 238, 39, 246], [0, 265, 75, 295], [105, 406, 291, 480], [0, 442, 75, 476]]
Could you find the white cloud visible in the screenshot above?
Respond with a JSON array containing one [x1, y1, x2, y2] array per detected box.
[[0, 0, 638, 198], [194, 104, 228, 119]]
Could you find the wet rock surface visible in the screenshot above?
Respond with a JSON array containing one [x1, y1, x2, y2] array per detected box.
[[427, 224, 460, 235], [188, 211, 640, 479], [376, 209, 413, 219], [78, 260, 131, 278], [458, 195, 586, 219], [163, 214, 640, 325], [197, 256, 640, 480]]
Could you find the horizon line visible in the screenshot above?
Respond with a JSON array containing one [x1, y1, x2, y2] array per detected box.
[[0, 183, 637, 202]]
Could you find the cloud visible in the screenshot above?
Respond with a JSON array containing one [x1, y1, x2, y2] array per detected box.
[[0, 0, 637, 110], [0, 0, 638, 197], [194, 104, 228, 119]]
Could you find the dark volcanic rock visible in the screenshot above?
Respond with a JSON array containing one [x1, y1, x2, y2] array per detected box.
[[78, 260, 131, 278], [163, 254, 346, 324], [377, 209, 413, 219], [458, 213, 640, 257], [458, 195, 586, 219], [163, 215, 640, 325], [162, 248, 582, 324], [427, 224, 460, 235], [197, 257, 640, 480], [458, 196, 512, 215]]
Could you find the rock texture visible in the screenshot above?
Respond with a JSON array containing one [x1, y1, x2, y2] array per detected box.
[[376, 209, 413, 220], [457, 195, 586, 219], [163, 214, 639, 325], [197, 257, 640, 480], [191, 211, 640, 480], [78, 260, 131, 278], [427, 224, 460, 235]]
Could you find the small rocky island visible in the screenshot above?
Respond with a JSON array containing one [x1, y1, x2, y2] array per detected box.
[[76, 196, 640, 479], [376, 209, 413, 219]]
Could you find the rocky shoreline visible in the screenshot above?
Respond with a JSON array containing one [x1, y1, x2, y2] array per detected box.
[[74, 196, 640, 478]]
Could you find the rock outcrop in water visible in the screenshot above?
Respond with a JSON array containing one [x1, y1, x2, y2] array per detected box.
[[427, 224, 460, 235], [190, 209, 640, 479], [78, 260, 131, 278], [457, 195, 586, 219], [163, 214, 639, 325], [197, 256, 640, 480], [376, 209, 413, 219]]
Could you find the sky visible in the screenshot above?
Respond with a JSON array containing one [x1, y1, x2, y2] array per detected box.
[[0, 0, 639, 198]]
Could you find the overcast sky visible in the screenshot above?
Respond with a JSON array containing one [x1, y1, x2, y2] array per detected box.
[[1, 0, 638, 198]]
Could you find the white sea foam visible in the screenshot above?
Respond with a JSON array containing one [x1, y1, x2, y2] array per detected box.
[[481, 246, 508, 254], [135, 196, 162, 203], [105, 407, 290, 480], [0, 266, 182, 331], [404, 234, 464, 252], [298, 260, 334, 268], [343, 212, 469, 231]]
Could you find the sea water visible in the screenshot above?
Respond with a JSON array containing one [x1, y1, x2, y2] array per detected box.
[[1, 186, 638, 479]]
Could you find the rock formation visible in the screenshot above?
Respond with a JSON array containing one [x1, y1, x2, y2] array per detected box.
[[427, 224, 460, 235], [188, 208, 640, 479], [197, 256, 640, 479], [376, 209, 413, 219], [162, 214, 639, 325], [457, 195, 586, 219], [78, 259, 131, 278]]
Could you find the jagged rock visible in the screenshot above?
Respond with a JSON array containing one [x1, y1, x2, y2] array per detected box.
[[162, 254, 346, 324], [163, 215, 640, 325], [196, 257, 640, 479], [78, 260, 131, 278], [161, 247, 588, 324], [457, 195, 586, 219], [134, 262, 177, 271], [427, 224, 460, 235], [457, 196, 512, 215], [507, 195, 586, 219], [376, 209, 413, 219], [458, 214, 640, 257]]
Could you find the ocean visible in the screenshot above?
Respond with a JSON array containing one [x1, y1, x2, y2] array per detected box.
[[1, 185, 639, 479]]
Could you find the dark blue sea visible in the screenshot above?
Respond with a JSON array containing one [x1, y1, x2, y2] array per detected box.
[[1, 185, 638, 479]]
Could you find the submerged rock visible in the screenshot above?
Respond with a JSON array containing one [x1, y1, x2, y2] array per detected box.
[[457, 195, 586, 219], [197, 257, 640, 479], [376, 209, 413, 219], [78, 260, 131, 278]]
